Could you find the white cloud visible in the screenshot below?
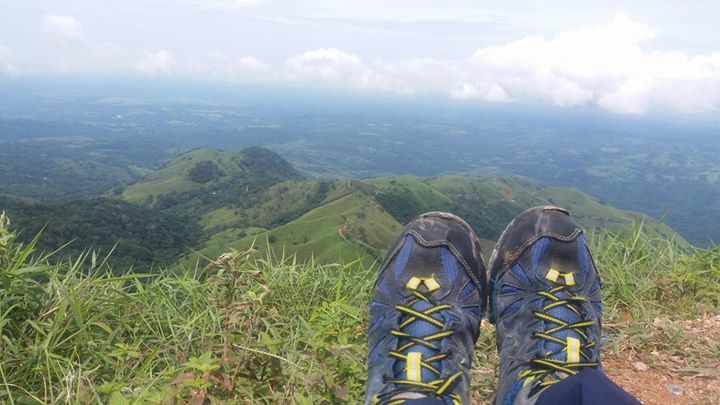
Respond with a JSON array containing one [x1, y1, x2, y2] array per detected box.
[[286, 48, 365, 84], [187, 0, 266, 10], [268, 14, 720, 114], [0, 45, 20, 74], [8, 13, 720, 114], [450, 83, 511, 102], [42, 14, 84, 40], [464, 14, 720, 113], [134, 50, 176, 74], [186, 53, 276, 80]]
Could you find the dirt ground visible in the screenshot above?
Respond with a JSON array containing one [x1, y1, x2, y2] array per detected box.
[[605, 314, 720, 405]]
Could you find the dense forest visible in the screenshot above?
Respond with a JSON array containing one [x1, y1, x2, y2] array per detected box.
[[0, 196, 204, 270]]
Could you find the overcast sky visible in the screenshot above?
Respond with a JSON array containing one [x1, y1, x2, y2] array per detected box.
[[1, 0, 720, 115]]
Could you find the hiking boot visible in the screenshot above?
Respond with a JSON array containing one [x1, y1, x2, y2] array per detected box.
[[487, 206, 603, 405], [366, 212, 488, 404]]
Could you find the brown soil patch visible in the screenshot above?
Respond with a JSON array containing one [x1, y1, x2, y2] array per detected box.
[[604, 355, 719, 404], [605, 314, 720, 405], [472, 315, 720, 404]]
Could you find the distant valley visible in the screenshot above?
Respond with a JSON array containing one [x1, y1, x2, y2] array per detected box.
[[1, 79, 718, 247]]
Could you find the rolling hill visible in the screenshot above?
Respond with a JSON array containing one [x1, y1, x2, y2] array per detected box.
[[118, 147, 686, 267], [122, 146, 302, 211]]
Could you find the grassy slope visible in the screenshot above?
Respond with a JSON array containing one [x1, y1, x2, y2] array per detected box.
[[117, 149, 687, 268], [200, 180, 336, 233], [122, 148, 232, 204], [428, 176, 682, 241], [1, 214, 718, 404], [198, 189, 403, 267], [545, 186, 688, 247], [181, 175, 688, 269]]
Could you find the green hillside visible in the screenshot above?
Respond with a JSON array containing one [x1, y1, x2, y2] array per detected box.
[[199, 187, 403, 266], [117, 148, 686, 268], [1, 146, 682, 271], [200, 176, 685, 265], [121, 146, 302, 214]]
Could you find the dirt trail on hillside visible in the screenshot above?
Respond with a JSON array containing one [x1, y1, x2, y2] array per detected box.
[[338, 224, 348, 240]]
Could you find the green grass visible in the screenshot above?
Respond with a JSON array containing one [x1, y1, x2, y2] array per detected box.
[[546, 186, 687, 247], [1, 213, 373, 403], [190, 175, 688, 274], [122, 148, 228, 203], [120, 147, 301, 208], [367, 176, 455, 209], [200, 180, 354, 233], [197, 191, 402, 267], [1, 212, 718, 404]]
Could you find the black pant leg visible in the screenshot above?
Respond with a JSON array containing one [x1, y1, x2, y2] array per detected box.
[[535, 369, 640, 405]]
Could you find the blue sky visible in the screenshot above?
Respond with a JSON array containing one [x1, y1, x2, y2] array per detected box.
[[1, 0, 719, 115]]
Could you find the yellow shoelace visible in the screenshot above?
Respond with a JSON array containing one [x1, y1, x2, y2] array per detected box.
[[373, 287, 462, 405], [518, 283, 598, 387]]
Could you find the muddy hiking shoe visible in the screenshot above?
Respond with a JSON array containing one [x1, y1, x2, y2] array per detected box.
[[488, 206, 603, 405], [366, 212, 488, 404]]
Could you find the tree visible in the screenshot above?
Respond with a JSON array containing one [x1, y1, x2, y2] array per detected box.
[[188, 161, 225, 184]]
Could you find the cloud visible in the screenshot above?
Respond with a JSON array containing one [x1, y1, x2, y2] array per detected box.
[[134, 50, 176, 74], [286, 48, 365, 84], [187, 0, 266, 10], [450, 83, 511, 102], [9, 13, 720, 114], [186, 53, 276, 80], [270, 14, 720, 114], [0, 45, 20, 74], [42, 14, 84, 40], [459, 13, 720, 113]]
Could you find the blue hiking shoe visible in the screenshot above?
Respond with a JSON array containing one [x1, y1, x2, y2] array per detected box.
[[366, 212, 487, 404], [487, 206, 603, 405]]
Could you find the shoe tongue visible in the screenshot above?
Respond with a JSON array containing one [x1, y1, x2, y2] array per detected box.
[[543, 290, 584, 363], [393, 299, 445, 382], [390, 236, 455, 299]]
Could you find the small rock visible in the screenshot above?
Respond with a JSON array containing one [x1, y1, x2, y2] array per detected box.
[[650, 350, 659, 356], [668, 384, 684, 396], [633, 361, 648, 371]]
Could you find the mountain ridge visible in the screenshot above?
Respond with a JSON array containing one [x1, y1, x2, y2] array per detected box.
[[117, 147, 685, 267], [0, 146, 686, 270]]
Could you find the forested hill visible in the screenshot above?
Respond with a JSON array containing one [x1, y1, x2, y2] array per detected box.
[[0, 196, 203, 270], [0, 146, 301, 269], [0, 146, 686, 270]]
